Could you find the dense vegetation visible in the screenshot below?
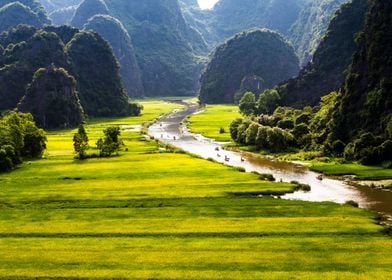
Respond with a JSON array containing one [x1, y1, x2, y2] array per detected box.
[[0, 28, 69, 110], [18, 66, 84, 129], [199, 29, 299, 104], [67, 31, 141, 117], [278, 0, 368, 107], [0, 111, 46, 172], [330, 0, 392, 165], [84, 14, 144, 98]]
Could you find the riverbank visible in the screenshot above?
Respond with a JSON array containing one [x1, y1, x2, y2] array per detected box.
[[188, 104, 392, 189]]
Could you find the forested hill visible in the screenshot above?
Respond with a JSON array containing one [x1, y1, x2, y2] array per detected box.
[[331, 0, 392, 146], [199, 29, 299, 104], [278, 0, 369, 107]]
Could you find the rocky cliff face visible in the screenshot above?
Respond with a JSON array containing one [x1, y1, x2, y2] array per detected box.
[[199, 29, 300, 104], [279, 0, 368, 107], [84, 15, 144, 98], [18, 66, 84, 129], [289, 0, 347, 64]]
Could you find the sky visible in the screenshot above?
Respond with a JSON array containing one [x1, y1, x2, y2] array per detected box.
[[198, 0, 220, 9]]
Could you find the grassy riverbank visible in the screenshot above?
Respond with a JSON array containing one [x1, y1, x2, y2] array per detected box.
[[0, 100, 391, 278], [189, 104, 392, 182]]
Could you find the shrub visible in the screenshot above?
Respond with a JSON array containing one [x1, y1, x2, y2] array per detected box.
[[259, 173, 275, 181], [219, 127, 225, 134], [345, 200, 359, 207], [277, 119, 294, 129], [245, 122, 260, 145], [96, 126, 123, 157], [230, 118, 243, 141]]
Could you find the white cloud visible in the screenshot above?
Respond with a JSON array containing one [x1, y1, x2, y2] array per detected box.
[[198, 0, 219, 10]]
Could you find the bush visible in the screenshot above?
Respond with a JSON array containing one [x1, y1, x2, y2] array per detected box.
[[331, 140, 346, 157], [277, 119, 294, 129], [230, 118, 243, 141], [219, 127, 225, 134], [255, 125, 269, 149], [245, 122, 260, 145], [96, 126, 123, 157], [259, 173, 276, 181], [345, 200, 359, 207]]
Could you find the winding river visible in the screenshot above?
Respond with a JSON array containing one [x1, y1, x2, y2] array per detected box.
[[148, 102, 392, 222]]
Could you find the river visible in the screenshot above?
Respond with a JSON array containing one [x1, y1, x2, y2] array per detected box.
[[148, 102, 392, 223]]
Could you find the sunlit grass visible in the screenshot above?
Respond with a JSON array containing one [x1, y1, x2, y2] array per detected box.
[[188, 104, 241, 141], [311, 162, 392, 180], [0, 100, 391, 279]]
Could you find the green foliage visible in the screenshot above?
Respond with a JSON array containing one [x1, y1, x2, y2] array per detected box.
[[96, 126, 123, 157], [239, 92, 256, 116], [18, 66, 85, 129], [199, 29, 299, 104], [280, 0, 368, 107], [66, 31, 134, 117], [73, 124, 89, 159], [257, 89, 281, 115], [328, 0, 392, 164], [0, 111, 46, 172]]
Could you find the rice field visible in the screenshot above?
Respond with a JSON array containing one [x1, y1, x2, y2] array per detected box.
[[188, 104, 241, 141], [0, 100, 391, 279]]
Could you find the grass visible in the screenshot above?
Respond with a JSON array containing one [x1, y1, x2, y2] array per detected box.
[[188, 104, 241, 141], [311, 162, 392, 180], [0, 100, 391, 279]]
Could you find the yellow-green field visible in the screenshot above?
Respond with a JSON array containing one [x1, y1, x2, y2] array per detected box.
[[0, 100, 391, 279], [188, 104, 241, 141]]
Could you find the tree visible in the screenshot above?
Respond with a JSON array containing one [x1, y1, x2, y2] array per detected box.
[[257, 89, 280, 114], [96, 126, 123, 157], [73, 124, 89, 159], [239, 92, 256, 116]]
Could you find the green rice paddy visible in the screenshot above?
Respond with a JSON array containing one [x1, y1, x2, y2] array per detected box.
[[188, 104, 241, 141], [0, 100, 391, 279]]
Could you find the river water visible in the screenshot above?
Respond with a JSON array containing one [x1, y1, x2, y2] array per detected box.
[[148, 103, 392, 222]]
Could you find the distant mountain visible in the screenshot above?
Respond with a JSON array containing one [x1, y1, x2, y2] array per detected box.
[[105, 0, 206, 96], [278, 0, 368, 107], [212, 0, 305, 39], [289, 0, 347, 64], [0, 2, 43, 34], [70, 0, 109, 28], [40, 0, 81, 13], [49, 6, 77, 26], [199, 29, 299, 104], [0, 0, 50, 25], [85, 15, 144, 98]]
